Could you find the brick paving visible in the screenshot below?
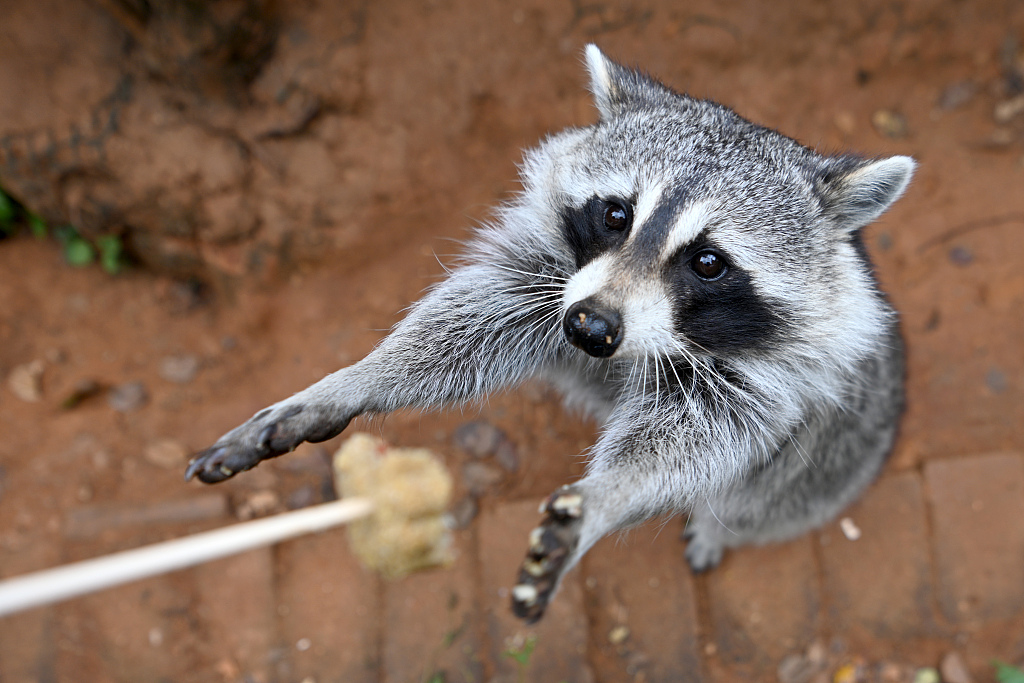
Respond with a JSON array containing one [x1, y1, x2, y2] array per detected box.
[[3, 457, 1023, 682], [818, 473, 941, 639], [705, 537, 821, 669], [924, 454, 1024, 624]]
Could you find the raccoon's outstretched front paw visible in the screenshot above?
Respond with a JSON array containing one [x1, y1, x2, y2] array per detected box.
[[681, 526, 724, 573], [185, 403, 350, 484], [511, 486, 583, 624]]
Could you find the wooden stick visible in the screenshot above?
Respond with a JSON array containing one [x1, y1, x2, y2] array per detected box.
[[0, 497, 374, 618]]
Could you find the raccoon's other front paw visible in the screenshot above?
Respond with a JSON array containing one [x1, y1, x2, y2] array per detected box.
[[511, 486, 582, 624], [185, 403, 349, 484], [681, 526, 725, 573]]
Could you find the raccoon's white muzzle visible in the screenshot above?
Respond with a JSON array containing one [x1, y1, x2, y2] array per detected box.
[[563, 254, 677, 360]]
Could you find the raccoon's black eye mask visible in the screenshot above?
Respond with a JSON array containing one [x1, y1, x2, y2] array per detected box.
[[561, 195, 634, 269]]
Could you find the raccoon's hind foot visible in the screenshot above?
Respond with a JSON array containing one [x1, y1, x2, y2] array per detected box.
[[185, 402, 351, 484], [681, 523, 725, 573], [511, 486, 583, 623]]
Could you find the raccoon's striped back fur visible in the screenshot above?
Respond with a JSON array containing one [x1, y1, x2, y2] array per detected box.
[[186, 46, 913, 623]]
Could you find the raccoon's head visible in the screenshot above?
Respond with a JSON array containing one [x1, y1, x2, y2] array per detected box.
[[525, 45, 914, 375]]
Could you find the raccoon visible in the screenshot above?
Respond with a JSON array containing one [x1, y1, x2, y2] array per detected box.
[[186, 45, 913, 623]]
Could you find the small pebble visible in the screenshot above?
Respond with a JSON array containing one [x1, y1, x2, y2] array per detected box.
[[494, 441, 520, 473], [834, 111, 856, 135], [236, 490, 282, 520], [839, 517, 862, 541], [7, 360, 45, 402], [983, 128, 1015, 148], [872, 109, 909, 139], [994, 94, 1024, 123], [143, 439, 190, 469], [453, 421, 505, 458], [807, 641, 827, 665], [778, 653, 820, 683], [159, 354, 200, 384], [45, 348, 67, 364], [61, 378, 103, 409], [833, 662, 864, 683], [878, 662, 908, 683], [448, 496, 478, 530], [107, 381, 149, 412], [986, 368, 1008, 394], [461, 461, 504, 496], [939, 651, 973, 683], [214, 659, 239, 680], [608, 625, 630, 645], [949, 246, 973, 266], [296, 637, 311, 652], [166, 279, 207, 313], [148, 628, 164, 647], [937, 81, 977, 110], [286, 484, 316, 510]]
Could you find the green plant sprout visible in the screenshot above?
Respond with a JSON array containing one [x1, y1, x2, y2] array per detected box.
[[502, 635, 537, 683], [0, 187, 14, 236], [994, 661, 1024, 683], [0, 185, 124, 273]]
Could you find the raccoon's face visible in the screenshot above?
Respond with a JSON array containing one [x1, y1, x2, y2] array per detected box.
[[554, 136, 802, 364], [535, 46, 914, 368]]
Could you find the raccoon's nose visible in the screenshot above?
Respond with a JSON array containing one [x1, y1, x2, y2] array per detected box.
[[563, 299, 623, 358]]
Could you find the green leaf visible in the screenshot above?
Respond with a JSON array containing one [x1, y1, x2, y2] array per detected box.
[[502, 635, 536, 666], [994, 661, 1024, 683], [96, 234, 123, 274], [28, 214, 47, 239], [64, 236, 96, 266], [0, 189, 14, 230], [53, 224, 77, 245]]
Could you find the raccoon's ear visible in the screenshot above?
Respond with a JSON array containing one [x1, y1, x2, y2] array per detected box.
[[816, 156, 916, 231], [584, 44, 666, 120]]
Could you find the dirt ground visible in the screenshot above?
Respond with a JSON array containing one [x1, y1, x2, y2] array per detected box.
[[1, 1, 1023, 682]]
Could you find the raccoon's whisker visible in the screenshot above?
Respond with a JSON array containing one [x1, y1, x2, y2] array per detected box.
[[521, 305, 565, 351], [430, 249, 454, 276], [500, 283, 566, 295], [666, 355, 686, 394], [640, 350, 650, 407], [704, 499, 738, 536], [676, 334, 715, 360], [651, 348, 665, 412], [665, 338, 728, 406], [652, 352, 661, 406], [491, 263, 571, 283], [481, 296, 560, 325], [625, 356, 642, 401], [791, 436, 815, 470], [528, 309, 564, 345], [505, 295, 565, 312]]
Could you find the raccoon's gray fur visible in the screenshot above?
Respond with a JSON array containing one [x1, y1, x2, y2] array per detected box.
[[186, 46, 913, 623]]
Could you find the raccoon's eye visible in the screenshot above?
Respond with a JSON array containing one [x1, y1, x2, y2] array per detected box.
[[603, 202, 629, 232], [691, 250, 727, 280]]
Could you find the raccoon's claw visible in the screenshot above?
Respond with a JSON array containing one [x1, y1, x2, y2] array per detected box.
[[185, 404, 350, 484], [511, 487, 582, 623], [185, 441, 274, 484]]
